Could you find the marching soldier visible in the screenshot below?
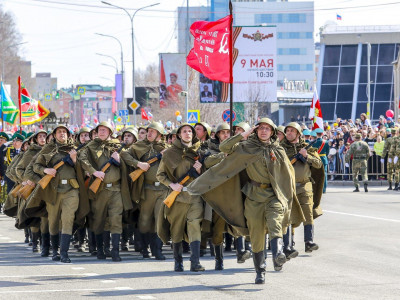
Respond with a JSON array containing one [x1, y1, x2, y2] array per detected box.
[[0, 132, 9, 211], [276, 125, 286, 142], [121, 122, 168, 260], [312, 128, 329, 193], [156, 123, 205, 272], [33, 125, 80, 263], [188, 118, 301, 284], [345, 133, 371, 192], [203, 123, 231, 270], [281, 123, 323, 256], [233, 122, 251, 136], [15, 130, 47, 253], [1, 132, 24, 193], [303, 129, 311, 143], [137, 126, 148, 141], [79, 121, 132, 262], [381, 128, 396, 190]]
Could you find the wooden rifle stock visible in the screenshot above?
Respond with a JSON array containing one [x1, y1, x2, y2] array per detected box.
[[89, 162, 112, 194], [20, 184, 35, 200], [10, 183, 23, 197], [129, 156, 159, 182], [163, 175, 191, 208], [89, 142, 125, 194], [38, 160, 65, 189]]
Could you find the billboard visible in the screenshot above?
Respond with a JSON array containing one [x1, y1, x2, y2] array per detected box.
[[200, 26, 277, 103], [159, 53, 187, 108]]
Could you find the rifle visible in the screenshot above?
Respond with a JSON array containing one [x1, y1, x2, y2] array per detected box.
[[129, 153, 162, 183], [19, 184, 35, 200], [163, 153, 209, 208], [290, 139, 317, 165], [10, 183, 23, 197], [38, 143, 86, 190], [89, 143, 125, 194]]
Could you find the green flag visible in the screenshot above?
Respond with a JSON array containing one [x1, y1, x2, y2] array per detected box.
[[0, 82, 19, 124]]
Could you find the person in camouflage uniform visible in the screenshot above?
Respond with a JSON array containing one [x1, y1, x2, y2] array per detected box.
[[381, 128, 397, 190], [390, 129, 400, 190], [345, 133, 371, 192]]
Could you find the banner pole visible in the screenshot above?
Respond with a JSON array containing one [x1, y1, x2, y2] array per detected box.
[[1, 82, 3, 132], [18, 76, 22, 134], [229, 0, 233, 132]]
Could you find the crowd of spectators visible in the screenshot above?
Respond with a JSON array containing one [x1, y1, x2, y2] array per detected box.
[[301, 113, 395, 180]]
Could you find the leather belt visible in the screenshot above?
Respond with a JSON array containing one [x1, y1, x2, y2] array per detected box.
[[250, 180, 271, 189]]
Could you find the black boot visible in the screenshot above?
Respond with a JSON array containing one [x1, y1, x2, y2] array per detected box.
[[304, 224, 319, 253], [88, 229, 97, 256], [77, 227, 86, 252], [364, 183, 369, 192], [133, 228, 143, 252], [214, 245, 224, 270], [270, 237, 286, 271], [282, 226, 298, 261], [353, 186, 360, 192], [103, 231, 111, 257], [150, 233, 165, 260], [60, 234, 72, 263], [111, 233, 122, 262], [24, 228, 29, 243], [393, 183, 398, 191], [173, 242, 184, 272], [182, 240, 190, 253], [28, 228, 33, 246], [41, 233, 50, 257], [236, 236, 251, 264], [50, 234, 60, 261], [141, 233, 151, 258], [190, 241, 205, 272], [95, 234, 106, 259], [32, 232, 40, 253], [120, 227, 129, 251], [209, 239, 215, 257], [224, 233, 233, 252], [252, 251, 266, 284], [388, 182, 393, 190], [245, 239, 252, 251]]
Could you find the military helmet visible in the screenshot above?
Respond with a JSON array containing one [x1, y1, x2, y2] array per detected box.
[[171, 128, 178, 135], [176, 123, 196, 140], [26, 132, 34, 139], [234, 122, 251, 132], [122, 127, 138, 141], [52, 124, 71, 137], [215, 123, 230, 134], [0, 132, 9, 141], [314, 128, 324, 134], [256, 118, 277, 132], [96, 121, 113, 135], [391, 128, 397, 133], [194, 122, 211, 138], [22, 138, 30, 148], [78, 127, 91, 136], [276, 125, 286, 134], [284, 122, 302, 135], [354, 133, 362, 139], [147, 121, 164, 135], [33, 130, 47, 143]]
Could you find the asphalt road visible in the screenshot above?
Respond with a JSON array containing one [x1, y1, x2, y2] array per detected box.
[[1, 186, 399, 300]]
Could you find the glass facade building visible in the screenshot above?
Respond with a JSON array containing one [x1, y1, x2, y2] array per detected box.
[[318, 42, 399, 121]]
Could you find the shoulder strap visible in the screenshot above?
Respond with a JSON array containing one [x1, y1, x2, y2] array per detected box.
[[317, 140, 326, 154]]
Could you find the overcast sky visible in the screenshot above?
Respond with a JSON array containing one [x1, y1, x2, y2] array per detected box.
[[3, 0, 400, 88]]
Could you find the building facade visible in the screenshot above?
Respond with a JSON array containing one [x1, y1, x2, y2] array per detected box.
[[317, 25, 400, 121]]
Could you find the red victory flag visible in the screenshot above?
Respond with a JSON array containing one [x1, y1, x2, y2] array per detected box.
[[308, 87, 324, 130], [141, 108, 149, 120], [159, 55, 167, 108], [186, 15, 233, 83]]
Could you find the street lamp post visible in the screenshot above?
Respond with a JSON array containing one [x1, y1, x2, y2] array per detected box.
[[101, 63, 118, 73], [96, 53, 119, 73], [101, 1, 160, 126], [95, 33, 124, 111]]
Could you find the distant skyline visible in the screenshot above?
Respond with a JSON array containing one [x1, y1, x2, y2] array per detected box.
[[3, 0, 400, 88]]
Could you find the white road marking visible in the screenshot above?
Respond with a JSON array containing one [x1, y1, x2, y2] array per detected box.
[[0, 288, 125, 294], [137, 296, 156, 299], [114, 287, 133, 290], [71, 267, 85, 270], [324, 210, 400, 223], [101, 280, 116, 283], [8, 241, 19, 243], [0, 273, 98, 278], [0, 237, 10, 239]]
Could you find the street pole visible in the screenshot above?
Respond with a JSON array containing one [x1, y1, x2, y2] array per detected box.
[[96, 53, 118, 73], [367, 43, 371, 118], [185, 0, 189, 122], [101, 1, 160, 126], [95, 33, 124, 111]]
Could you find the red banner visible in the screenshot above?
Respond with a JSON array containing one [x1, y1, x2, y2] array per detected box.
[[186, 15, 232, 83]]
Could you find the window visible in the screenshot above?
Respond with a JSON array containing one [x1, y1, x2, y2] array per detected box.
[[278, 48, 307, 55], [376, 66, 393, 83], [322, 67, 339, 84], [374, 84, 392, 102], [324, 46, 341, 66], [378, 44, 395, 65], [339, 67, 356, 84], [358, 84, 375, 102], [255, 13, 307, 24], [340, 45, 358, 66], [320, 85, 337, 102], [277, 32, 313, 39], [361, 44, 378, 65], [373, 101, 391, 120], [359, 66, 377, 83], [278, 64, 312, 71], [337, 85, 354, 102], [320, 103, 335, 120], [335, 102, 352, 119]]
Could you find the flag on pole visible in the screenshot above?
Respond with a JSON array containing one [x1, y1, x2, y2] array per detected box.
[[309, 87, 324, 130], [141, 108, 149, 120], [186, 15, 233, 83], [159, 55, 167, 108], [18, 76, 50, 125], [0, 82, 19, 124], [336, 14, 342, 20]]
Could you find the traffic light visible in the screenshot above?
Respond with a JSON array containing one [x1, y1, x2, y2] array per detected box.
[[55, 90, 60, 99], [114, 114, 117, 122]]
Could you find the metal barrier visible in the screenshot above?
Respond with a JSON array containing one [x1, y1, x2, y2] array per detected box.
[[326, 150, 386, 181]]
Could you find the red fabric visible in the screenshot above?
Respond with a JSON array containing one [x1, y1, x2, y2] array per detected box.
[[309, 88, 324, 130], [186, 15, 232, 83], [141, 108, 149, 120]]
